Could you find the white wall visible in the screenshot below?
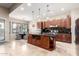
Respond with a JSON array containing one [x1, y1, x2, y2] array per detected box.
[[71, 8, 79, 42], [29, 21, 41, 34], [70, 8, 79, 55]]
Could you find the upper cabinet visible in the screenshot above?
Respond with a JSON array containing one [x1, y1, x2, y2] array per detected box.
[[37, 22, 41, 29], [37, 15, 71, 29], [63, 15, 71, 28]]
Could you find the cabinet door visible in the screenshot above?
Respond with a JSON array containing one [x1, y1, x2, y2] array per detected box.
[[45, 21, 49, 28], [57, 34, 63, 41], [53, 20, 56, 26], [44, 21, 47, 28], [62, 19, 65, 27], [62, 34, 66, 42], [65, 34, 71, 43], [47, 20, 50, 27], [54, 20, 57, 26], [56, 35, 60, 41], [57, 20, 60, 27], [66, 15, 71, 28], [37, 22, 41, 29], [67, 19, 71, 28], [60, 19, 63, 27], [35, 40, 41, 46], [28, 35, 32, 43], [43, 21, 45, 29], [50, 20, 53, 26], [64, 18, 71, 28], [43, 21, 46, 29], [41, 36, 49, 49]]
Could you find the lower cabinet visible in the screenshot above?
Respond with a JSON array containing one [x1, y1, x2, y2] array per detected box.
[[56, 34, 71, 43]]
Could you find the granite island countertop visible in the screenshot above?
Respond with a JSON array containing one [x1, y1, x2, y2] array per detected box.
[[29, 33, 57, 37]]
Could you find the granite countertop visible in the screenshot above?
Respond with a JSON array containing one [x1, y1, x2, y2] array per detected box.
[[30, 32, 71, 36], [30, 33, 57, 37]]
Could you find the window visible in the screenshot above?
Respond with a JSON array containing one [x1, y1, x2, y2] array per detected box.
[[12, 22, 17, 33], [0, 22, 4, 29], [0, 20, 5, 41]]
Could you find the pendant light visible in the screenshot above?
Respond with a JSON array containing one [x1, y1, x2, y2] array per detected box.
[[38, 8, 41, 21], [32, 11, 34, 20], [46, 4, 50, 20]]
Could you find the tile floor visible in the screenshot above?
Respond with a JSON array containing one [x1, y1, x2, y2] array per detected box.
[[0, 40, 78, 56]]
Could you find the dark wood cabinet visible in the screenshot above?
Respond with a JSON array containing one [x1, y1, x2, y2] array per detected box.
[[36, 15, 71, 43], [28, 34, 56, 51], [56, 34, 71, 43], [37, 22, 41, 28], [37, 15, 71, 29], [41, 36, 49, 49]]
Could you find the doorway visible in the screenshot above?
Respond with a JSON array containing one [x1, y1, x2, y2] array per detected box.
[[11, 22, 28, 40], [75, 18, 79, 44], [75, 18, 79, 55]]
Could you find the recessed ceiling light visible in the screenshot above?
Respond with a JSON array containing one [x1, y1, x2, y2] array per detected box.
[[46, 17, 49, 19], [43, 13, 46, 16], [21, 7, 24, 11], [61, 8, 64, 11], [37, 15, 39, 18], [27, 3, 31, 6]]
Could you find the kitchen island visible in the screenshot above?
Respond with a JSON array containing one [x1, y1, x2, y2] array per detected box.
[[28, 34, 56, 51]]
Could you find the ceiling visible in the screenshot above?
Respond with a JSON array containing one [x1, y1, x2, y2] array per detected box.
[[0, 3, 15, 9], [9, 3, 79, 21]]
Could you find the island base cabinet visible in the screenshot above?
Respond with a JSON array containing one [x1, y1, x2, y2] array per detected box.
[[28, 34, 56, 51], [41, 36, 49, 49]]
